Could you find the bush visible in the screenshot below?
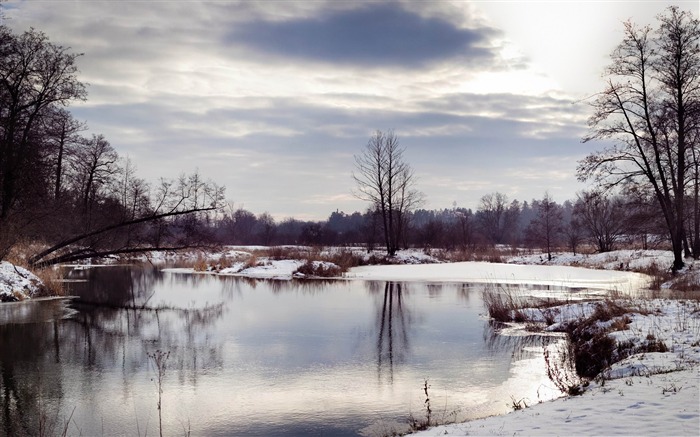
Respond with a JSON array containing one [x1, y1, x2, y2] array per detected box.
[[294, 260, 342, 278]]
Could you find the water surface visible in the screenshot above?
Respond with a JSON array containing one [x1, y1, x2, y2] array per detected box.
[[0, 265, 567, 436]]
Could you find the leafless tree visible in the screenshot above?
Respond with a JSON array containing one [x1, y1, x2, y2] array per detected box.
[[563, 217, 584, 255], [579, 6, 700, 270], [525, 192, 563, 261], [353, 130, 423, 256], [116, 156, 150, 222], [41, 107, 85, 199], [0, 27, 86, 219], [477, 192, 519, 245], [574, 191, 628, 253], [455, 208, 475, 251], [71, 134, 119, 216]]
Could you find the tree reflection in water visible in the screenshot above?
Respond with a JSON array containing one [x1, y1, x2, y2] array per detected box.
[[375, 282, 411, 384], [0, 265, 227, 436]]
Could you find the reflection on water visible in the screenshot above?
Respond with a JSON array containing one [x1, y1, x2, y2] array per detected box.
[[375, 283, 410, 384], [1, 265, 572, 436]]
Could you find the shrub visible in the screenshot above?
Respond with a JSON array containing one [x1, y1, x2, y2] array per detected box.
[[294, 261, 342, 278], [193, 255, 209, 272], [34, 266, 66, 297]]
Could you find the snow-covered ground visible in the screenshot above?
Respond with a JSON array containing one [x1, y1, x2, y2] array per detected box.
[[0, 261, 42, 301], [164, 259, 307, 280]]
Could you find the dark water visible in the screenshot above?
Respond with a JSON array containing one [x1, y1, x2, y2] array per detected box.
[[0, 265, 566, 436]]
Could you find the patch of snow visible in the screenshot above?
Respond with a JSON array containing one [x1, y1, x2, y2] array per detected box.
[[508, 249, 677, 272], [0, 261, 43, 301], [165, 259, 306, 280]]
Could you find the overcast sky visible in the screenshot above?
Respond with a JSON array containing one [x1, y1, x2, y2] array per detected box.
[[4, 0, 697, 220]]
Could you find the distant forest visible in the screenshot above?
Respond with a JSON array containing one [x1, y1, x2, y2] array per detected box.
[[211, 190, 665, 258]]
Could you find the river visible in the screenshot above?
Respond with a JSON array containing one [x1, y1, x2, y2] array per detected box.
[[0, 264, 571, 436]]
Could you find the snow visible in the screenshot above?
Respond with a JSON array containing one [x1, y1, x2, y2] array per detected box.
[[164, 259, 307, 280], [220, 259, 305, 279], [509, 249, 676, 271], [414, 367, 698, 436], [0, 261, 42, 301]]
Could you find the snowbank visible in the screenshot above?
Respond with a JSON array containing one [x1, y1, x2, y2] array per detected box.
[[0, 261, 42, 301], [509, 249, 676, 271]]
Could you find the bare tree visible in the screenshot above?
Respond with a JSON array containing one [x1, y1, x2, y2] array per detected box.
[[525, 192, 563, 261], [476, 192, 519, 245], [71, 134, 119, 216], [563, 217, 584, 255], [0, 27, 86, 219], [579, 6, 700, 270], [41, 107, 85, 199], [574, 191, 628, 253], [454, 208, 475, 251], [353, 130, 423, 256]]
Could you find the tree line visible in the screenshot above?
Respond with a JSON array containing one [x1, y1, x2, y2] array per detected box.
[[207, 189, 665, 258]]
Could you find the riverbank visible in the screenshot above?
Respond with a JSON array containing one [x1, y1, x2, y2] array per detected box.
[[411, 296, 699, 436]]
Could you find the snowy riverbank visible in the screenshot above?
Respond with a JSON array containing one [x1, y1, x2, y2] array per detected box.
[[0, 261, 42, 301], [411, 297, 699, 436]]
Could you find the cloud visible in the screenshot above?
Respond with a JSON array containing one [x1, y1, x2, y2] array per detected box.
[[2, 0, 602, 219], [226, 3, 499, 68]]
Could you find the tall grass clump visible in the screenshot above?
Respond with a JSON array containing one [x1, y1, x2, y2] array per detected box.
[[481, 285, 526, 322], [33, 266, 66, 296]]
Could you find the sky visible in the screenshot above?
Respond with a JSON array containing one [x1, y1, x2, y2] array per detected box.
[[3, 0, 698, 221]]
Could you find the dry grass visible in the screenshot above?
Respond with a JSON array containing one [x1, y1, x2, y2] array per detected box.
[[243, 253, 259, 269], [294, 260, 343, 278], [193, 255, 209, 272], [481, 285, 527, 323], [33, 266, 67, 297], [4, 239, 48, 268], [2, 240, 65, 297]]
